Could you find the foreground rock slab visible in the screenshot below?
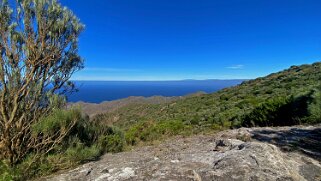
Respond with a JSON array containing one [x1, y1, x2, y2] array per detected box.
[[46, 126, 321, 181]]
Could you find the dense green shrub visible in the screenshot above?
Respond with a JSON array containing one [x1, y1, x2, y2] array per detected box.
[[32, 108, 82, 136], [306, 87, 321, 123], [0, 108, 125, 180], [64, 143, 101, 164], [125, 120, 191, 146], [241, 92, 317, 127], [241, 97, 292, 127], [97, 127, 125, 153]]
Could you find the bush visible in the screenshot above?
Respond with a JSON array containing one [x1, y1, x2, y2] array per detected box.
[[0, 108, 125, 180], [241, 97, 291, 127], [306, 88, 321, 124], [32, 108, 82, 136], [125, 120, 191, 146], [241, 93, 315, 127], [97, 127, 125, 153], [64, 143, 101, 164]]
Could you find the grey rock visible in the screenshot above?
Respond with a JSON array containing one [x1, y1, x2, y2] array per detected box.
[[45, 126, 321, 181], [214, 138, 244, 151]]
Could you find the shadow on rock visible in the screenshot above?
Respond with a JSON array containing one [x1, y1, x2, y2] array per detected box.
[[251, 127, 321, 161]]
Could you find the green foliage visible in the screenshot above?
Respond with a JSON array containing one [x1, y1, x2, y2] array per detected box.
[[64, 143, 101, 164], [242, 92, 320, 127], [0, 161, 21, 181], [240, 88, 321, 127], [32, 108, 82, 135], [125, 120, 191, 146], [306, 87, 321, 123], [0, 108, 125, 180], [241, 97, 292, 127], [97, 127, 125, 153]]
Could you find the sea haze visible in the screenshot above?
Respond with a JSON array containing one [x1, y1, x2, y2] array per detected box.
[[67, 80, 246, 103]]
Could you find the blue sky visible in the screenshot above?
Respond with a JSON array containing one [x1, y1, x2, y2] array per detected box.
[[61, 0, 321, 81]]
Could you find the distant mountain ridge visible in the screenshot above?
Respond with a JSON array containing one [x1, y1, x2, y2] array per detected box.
[[72, 96, 180, 117], [72, 91, 212, 117], [68, 79, 246, 103]]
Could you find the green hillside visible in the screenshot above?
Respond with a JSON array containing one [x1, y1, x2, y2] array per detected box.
[[92, 62, 321, 145]]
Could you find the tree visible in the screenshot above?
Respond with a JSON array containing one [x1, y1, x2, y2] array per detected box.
[[0, 0, 84, 167]]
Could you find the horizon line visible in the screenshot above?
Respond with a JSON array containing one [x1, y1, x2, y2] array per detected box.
[[70, 78, 251, 82]]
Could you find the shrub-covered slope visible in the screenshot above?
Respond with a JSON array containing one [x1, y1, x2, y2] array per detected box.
[[72, 96, 180, 117], [93, 62, 321, 145]]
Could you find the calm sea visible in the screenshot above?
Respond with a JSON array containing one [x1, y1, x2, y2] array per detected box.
[[67, 80, 245, 103]]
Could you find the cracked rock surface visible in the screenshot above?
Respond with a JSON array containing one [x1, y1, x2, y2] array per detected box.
[[45, 126, 321, 181]]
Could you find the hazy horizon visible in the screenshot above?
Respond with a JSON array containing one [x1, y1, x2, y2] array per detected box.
[[68, 79, 245, 103]]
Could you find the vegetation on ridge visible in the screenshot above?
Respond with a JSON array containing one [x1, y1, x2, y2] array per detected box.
[[93, 62, 321, 146]]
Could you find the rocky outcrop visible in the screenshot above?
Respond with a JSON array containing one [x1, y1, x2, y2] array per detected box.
[[45, 126, 321, 181]]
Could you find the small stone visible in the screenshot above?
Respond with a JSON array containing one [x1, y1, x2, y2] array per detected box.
[[118, 167, 136, 179], [101, 168, 109, 173], [171, 160, 180, 163], [85, 168, 93, 176]]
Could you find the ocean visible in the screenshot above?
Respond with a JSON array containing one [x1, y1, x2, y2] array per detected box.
[[67, 80, 245, 103]]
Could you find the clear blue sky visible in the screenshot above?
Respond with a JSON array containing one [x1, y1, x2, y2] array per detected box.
[[61, 0, 321, 81]]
